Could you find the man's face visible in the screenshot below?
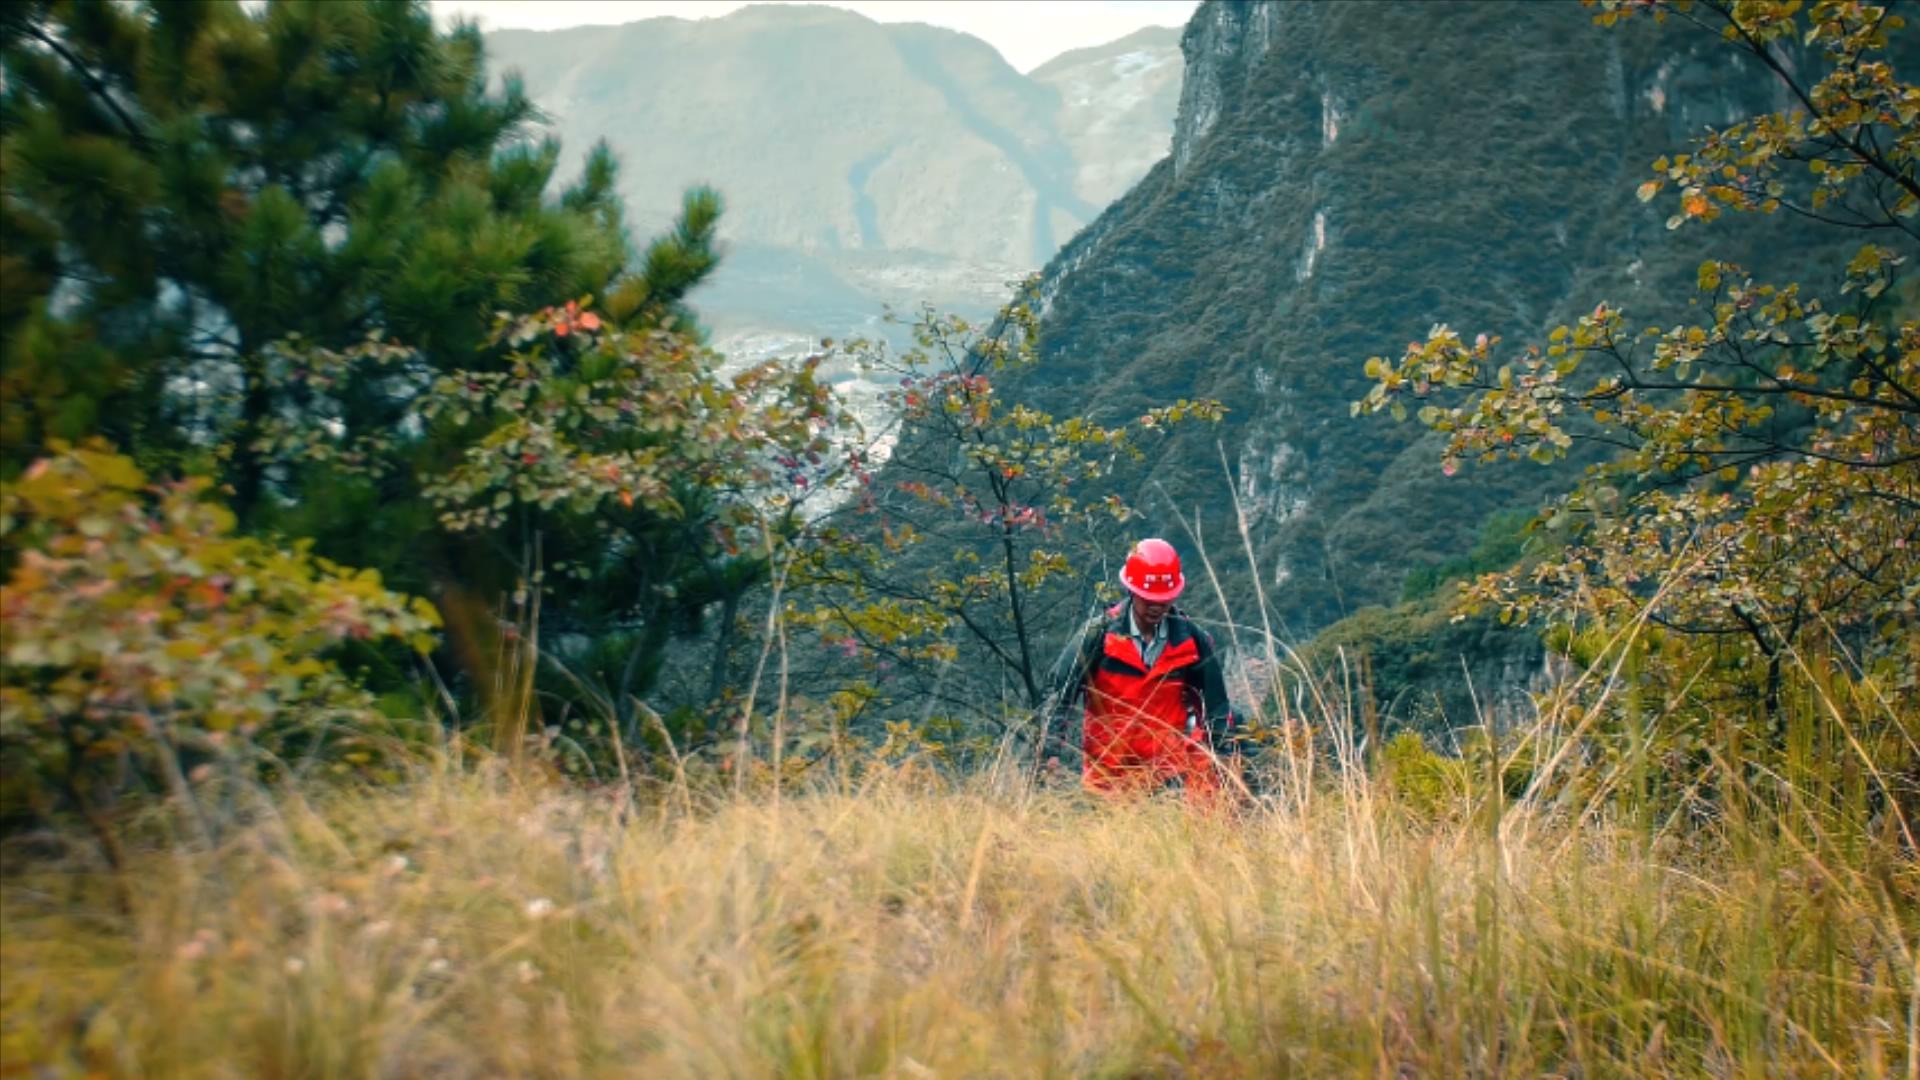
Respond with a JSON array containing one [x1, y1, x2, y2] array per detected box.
[[1131, 593, 1170, 634]]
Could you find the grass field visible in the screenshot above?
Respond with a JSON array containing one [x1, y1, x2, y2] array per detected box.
[[3, 745, 1913, 1078]]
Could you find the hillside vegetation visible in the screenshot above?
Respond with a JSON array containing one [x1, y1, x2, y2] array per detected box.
[[1015, 0, 1916, 741], [1021, 0, 1857, 638]]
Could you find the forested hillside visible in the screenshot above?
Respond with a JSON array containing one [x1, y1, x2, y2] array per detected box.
[[1022, 0, 1853, 637]]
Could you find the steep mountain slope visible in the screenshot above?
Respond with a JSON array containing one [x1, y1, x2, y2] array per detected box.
[[1031, 26, 1184, 212], [1019, 0, 1845, 650], [482, 6, 1183, 346]]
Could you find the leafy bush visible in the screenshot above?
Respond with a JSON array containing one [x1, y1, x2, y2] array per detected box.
[[1355, 0, 1920, 812], [0, 443, 439, 829], [1362, 0, 1919, 668], [1380, 730, 1468, 815], [262, 297, 861, 766], [1399, 507, 1536, 602]]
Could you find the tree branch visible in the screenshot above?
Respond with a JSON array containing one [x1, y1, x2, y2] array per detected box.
[[24, 24, 151, 151]]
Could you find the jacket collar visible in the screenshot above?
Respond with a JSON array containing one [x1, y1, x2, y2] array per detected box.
[[1107, 603, 1192, 644], [1101, 606, 1198, 675]]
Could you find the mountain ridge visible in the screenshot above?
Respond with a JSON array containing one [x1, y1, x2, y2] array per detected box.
[[1030, 26, 1182, 81], [482, 7, 1185, 352]]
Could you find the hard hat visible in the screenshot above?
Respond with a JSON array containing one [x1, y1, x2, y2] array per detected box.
[[1120, 538, 1185, 601]]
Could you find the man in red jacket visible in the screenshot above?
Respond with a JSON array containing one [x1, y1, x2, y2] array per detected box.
[[1046, 538, 1239, 797]]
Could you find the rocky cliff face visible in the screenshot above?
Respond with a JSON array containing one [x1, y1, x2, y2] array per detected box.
[[1168, 1, 1280, 176], [1022, 0, 1842, 653]]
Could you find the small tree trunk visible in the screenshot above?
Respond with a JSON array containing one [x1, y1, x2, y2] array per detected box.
[[1764, 651, 1784, 740], [706, 591, 741, 706], [148, 713, 215, 850], [229, 351, 269, 523], [61, 728, 126, 875]]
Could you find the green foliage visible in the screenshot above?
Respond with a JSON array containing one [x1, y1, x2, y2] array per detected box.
[[0, 0, 627, 503], [798, 283, 1224, 721], [1011, 0, 1852, 640], [1400, 507, 1537, 601], [1293, 596, 1543, 744], [1356, 0, 1920, 801], [262, 297, 861, 755], [0, 443, 439, 823], [1528, 610, 1918, 841], [418, 304, 850, 535], [1361, 0, 1919, 661], [0, 0, 785, 758], [1609, 0, 1920, 228], [1381, 730, 1468, 816]]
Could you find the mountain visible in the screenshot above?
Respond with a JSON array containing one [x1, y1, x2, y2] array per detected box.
[[482, 6, 1183, 353], [1013, 0, 1849, 722], [1030, 27, 1184, 211]]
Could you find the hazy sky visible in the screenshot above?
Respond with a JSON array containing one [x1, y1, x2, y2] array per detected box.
[[430, 1, 1200, 72]]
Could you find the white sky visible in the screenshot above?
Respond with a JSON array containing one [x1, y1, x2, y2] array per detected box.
[[429, 1, 1199, 72]]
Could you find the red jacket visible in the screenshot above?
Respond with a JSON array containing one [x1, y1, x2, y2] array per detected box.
[[1049, 604, 1235, 792]]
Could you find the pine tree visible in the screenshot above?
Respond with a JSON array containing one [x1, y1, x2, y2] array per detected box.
[[1, 0, 755, 733], [0, 0, 670, 500]]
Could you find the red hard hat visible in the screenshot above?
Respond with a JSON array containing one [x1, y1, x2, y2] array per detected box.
[[1120, 538, 1185, 601]]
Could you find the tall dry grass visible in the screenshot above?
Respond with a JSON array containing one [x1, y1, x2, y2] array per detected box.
[[4, 489, 1916, 1077], [2, 739, 1912, 1078]]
